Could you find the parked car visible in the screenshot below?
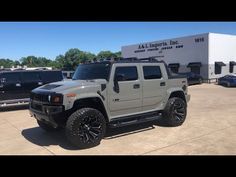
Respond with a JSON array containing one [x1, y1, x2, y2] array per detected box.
[[0, 70, 63, 106], [218, 75, 236, 87], [62, 71, 75, 79], [30, 58, 190, 149], [177, 72, 203, 85]]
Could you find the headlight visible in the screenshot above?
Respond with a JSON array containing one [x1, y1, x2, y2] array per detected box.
[[49, 94, 63, 104]]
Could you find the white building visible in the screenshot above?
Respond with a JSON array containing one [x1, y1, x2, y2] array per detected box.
[[121, 33, 236, 81]]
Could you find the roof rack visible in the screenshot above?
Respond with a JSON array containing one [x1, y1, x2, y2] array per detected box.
[[80, 56, 167, 64], [114, 57, 166, 64]]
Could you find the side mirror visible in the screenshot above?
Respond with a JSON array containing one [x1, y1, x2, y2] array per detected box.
[[113, 74, 124, 93]]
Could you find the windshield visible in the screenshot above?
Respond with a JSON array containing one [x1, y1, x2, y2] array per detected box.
[[72, 63, 111, 81]]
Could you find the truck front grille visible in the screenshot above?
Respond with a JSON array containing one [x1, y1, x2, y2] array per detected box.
[[30, 92, 49, 103]]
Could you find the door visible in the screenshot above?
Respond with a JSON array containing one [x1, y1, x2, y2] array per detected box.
[[108, 64, 142, 117], [142, 64, 167, 111], [21, 71, 42, 98], [0, 72, 24, 101]]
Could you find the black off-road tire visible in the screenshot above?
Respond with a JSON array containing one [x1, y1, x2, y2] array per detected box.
[[65, 108, 106, 149], [37, 120, 60, 132], [162, 97, 187, 127]]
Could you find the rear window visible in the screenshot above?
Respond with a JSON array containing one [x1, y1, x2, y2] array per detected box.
[[41, 71, 63, 83], [21, 72, 41, 82], [0, 72, 20, 83], [143, 66, 162, 79]]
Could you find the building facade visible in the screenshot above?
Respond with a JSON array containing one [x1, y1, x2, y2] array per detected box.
[[121, 33, 236, 81]]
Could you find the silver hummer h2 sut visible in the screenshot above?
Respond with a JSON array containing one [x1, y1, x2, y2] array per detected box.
[[29, 58, 190, 149]]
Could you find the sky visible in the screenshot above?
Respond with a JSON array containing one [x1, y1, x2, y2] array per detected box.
[[1, 22, 236, 61]]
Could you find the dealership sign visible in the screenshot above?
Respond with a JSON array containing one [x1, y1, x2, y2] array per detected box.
[[134, 40, 184, 54]]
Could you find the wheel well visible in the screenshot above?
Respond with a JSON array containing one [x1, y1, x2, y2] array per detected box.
[[73, 97, 109, 123], [169, 91, 186, 103]]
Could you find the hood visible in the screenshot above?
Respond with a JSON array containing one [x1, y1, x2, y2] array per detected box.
[[35, 79, 107, 93]]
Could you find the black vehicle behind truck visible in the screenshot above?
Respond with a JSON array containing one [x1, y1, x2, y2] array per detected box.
[[0, 70, 63, 106], [177, 72, 203, 85]]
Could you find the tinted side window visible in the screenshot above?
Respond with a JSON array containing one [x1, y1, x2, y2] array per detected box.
[[21, 72, 41, 82], [143, 66, 162, 80], [41, 71, 63, 83], [0, 73, 20, 83], [115, 66, 138, 81]]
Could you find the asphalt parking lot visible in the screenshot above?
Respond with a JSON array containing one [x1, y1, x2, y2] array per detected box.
[[0, 83, 236, 155]]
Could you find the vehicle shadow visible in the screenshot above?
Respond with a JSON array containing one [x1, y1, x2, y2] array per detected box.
[[0, 104, 29, 112], [21, 127, 79, 150], [21, 120, 164, 150], [153, 118, 171, 127]]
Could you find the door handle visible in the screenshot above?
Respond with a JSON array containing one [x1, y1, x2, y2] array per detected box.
[[133, 84, 140, 89], [160, 82, 166, 86], [16, 83, 21, 87]]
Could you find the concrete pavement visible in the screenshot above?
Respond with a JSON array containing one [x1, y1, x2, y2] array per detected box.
[[0, 83, 236, 155]]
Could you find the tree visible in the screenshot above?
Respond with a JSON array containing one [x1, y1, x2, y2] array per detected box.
[[97, 51, 116, 59], [64, 48, 81, 70], [61, 49, 96, 70], [0, 49, 122, 70], [53, 54, 64, 69], [20, 56, 38, 67], [114, 51, 122, 58], [0, 58, 16, 68], [14, 61, 21, 67], [20, 56, 56, 68]]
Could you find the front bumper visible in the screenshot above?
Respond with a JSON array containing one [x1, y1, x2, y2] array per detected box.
[[29, 102, 64, 128]]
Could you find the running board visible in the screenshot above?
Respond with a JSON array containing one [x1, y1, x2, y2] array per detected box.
[[0, 98, 30, 107], [109, 111, 162, 128]]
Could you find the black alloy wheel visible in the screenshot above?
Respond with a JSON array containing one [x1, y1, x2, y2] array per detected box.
[[78, 114, 103, 144], [162, 97, 187, 126], [172, 100, 186, 123], [66, 108, 106, 149]]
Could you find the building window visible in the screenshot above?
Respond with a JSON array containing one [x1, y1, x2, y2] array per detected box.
[[187, 62, 202, 75], [229, 61, 236, 73], [168, 63, 180, 73], [215, 62, 226, 75]]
